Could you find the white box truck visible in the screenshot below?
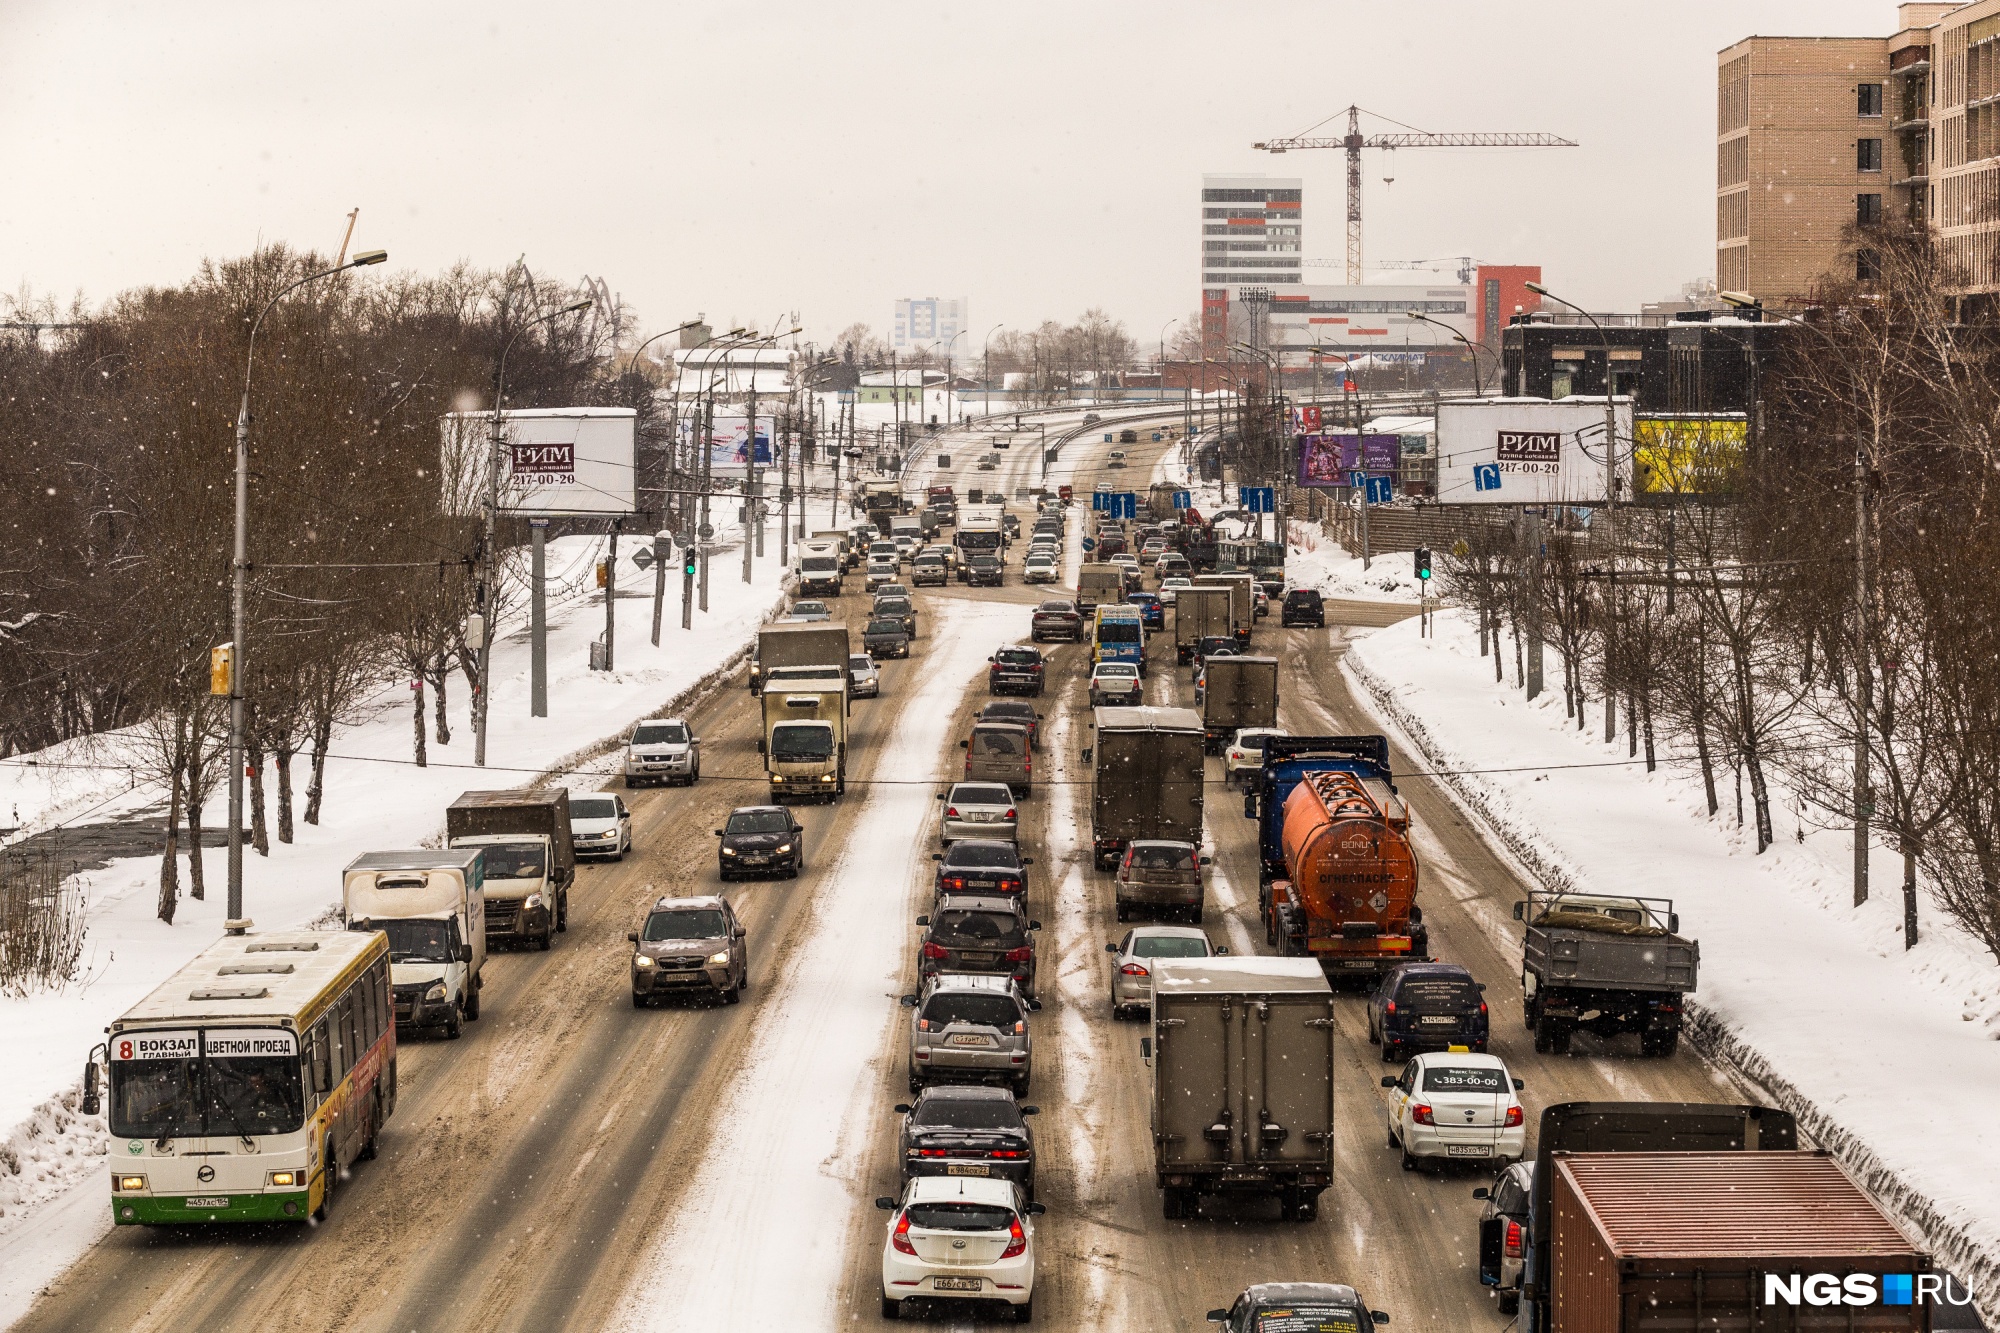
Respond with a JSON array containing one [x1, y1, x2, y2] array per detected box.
[[343, 849, 487, 1038]]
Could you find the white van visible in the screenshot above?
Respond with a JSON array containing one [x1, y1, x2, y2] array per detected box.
[[343, 849, 486, 1038]]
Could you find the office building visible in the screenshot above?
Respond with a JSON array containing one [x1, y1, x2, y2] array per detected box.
[[1200, 174, 1302, 355], [891, 298, 967, 356]]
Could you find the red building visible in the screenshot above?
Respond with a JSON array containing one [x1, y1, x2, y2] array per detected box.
[[1475, 265, 1543, 344]]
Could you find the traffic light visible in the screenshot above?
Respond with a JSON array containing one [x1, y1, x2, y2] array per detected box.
[[1415, 548, 1432, 581], [683, 544, 698, 578]]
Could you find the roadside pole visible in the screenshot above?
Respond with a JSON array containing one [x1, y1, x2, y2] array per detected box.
[[530, 519, 549, 717], [744, 379, 759, 584], [604, 518, 620, 671], [650, 529, 668, 647], [1853, 444, 1872, 907], [1525, 506, 1546, 700], [778, 411, 790, 571], [699, 395, 712, 613]]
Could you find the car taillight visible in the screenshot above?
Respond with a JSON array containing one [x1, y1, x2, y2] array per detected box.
[[1013, 1020, 1026, 1034], [1000, 1216, 1027, 1259], [1120, 963, 1149, 977], [1505, 1105, 1524, 1128], [922, 942, 949, 960], [1504, 1219, 1523, 1257], [946, 807, 960, 817], [1030, 663, 1043, 672], [1005, 946, 1033, 962], [1023, 755, 1031, 772], [943, 876, 967, 891], [917, 1019, 932, 1032], [1005, 809, 1016, 820], [893, 1212, 918, 1255], [988, 1147, 1027, 1158], [1411, 1103, 1435, 1125], [1479, 1001, 1489, 1015], [1384, 1000, 1396, 1015]]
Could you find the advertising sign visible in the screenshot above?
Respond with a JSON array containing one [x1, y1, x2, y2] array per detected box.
[[441, 408, 637, 517], [1434, 398, 1633, 506], [679, 415, 775, 476], [1297, 433, 1400, 487], [1632, 414, 1747, 497]]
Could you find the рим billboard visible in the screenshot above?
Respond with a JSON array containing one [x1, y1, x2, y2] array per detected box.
[[1434, 397, 1632, 506], [440, 408, 636, 517], [1296, 433, 1400, 488]]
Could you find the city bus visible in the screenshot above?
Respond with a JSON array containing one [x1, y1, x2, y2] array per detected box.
[[1093, 603, 1147, 675], [85, 929, 394, 1225]]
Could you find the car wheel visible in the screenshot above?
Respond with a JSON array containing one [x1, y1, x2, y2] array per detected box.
[[1402, 1146, 1419, 1173], [1388, 1121, 1400, 1150], [1187, 904, 1204, 925], [631, 990, 647, 1009], [1381, 1039, 1402, 1063], [1015, 1296, 1033, 1324], [1497, 1292, 1520, 1316], [880, 1295, 902, 1320], [723, 981, 741, 1006]]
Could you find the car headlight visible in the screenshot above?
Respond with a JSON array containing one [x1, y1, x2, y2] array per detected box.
[[774, 844, 792, 855], [721, 846, 739, 857], [423, 982, 447, 1002], [634, 954, 655, 968], [524, 893, 544, 911], [707, 949, 732, 966], [820, 774, 835, 782]]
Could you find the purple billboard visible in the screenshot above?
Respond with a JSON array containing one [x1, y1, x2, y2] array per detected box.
[[1296, 433, 1400, 488]]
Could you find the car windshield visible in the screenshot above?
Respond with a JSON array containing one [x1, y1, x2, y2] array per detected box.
[[1423, 1065, 1508, 1093], [972, 730, 1022, 756], [866, 619, 906, 636], [849, 656, 874, 672], [726, 809, 791, 834], [923, 993, 1021, 1028], [1037, 602, 1075, 614], [1096, 664, 1138, 678], [631, 724, 687, 745], [1133, 934, 1210, 959], [1236, 733, 1274, 752], [1129, 844, 1196, 871], [972, 556, 1000, 567], [801, 558, 837, 571], [952, 785, 1015, 806], [478, 843, 546, 879], [913, 1098, 1023, 1130], [365, 917, 457, 964], [1251, 1306, 1365, 1333], [930, 910, 1023, 945], [1402, 977, 1482, 1013], [1027, 556, 1052, 566], [876, 599, 911, 613], [571, 797, 618, 820], [793, 601, 827, 613], [770, 725, 834, 761], [109, 1042, 305, 1140], [644, 909, 728, 941], [946, 844, 1021, 869], [996, 649, 1038, 665], [905, 1202, 1015, 1232]]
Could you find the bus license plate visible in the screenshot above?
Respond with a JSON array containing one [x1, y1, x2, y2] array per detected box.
[[946, 1163, 990, 1177], [1446, 1145, 1491, 1158], [933, 1276, 982, 1292], [186, 1196, 230, 1209]]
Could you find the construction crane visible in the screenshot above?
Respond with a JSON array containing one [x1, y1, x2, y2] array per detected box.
[[1255, 106, 1576, 284]]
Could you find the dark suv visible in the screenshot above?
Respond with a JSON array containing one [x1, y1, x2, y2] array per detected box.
[[1208, 1282, 1390, 1330], [1030, 599, 1082, 643], [931, 839, 1032, 901], [714, 805, 804, 879], [628, 895, 748, 1007], [987, 644, 1046, 696], [1281, 588, 1326, 628], [966, 553, 1004, 586], [917, 894, 1041, 995], [976, 699, 1042, 750], [894, 1085, 1040, 1197], [1366, 961, 1488, 1063]]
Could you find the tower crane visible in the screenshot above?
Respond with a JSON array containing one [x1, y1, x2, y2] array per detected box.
[[1255, 106, 1576, 285]]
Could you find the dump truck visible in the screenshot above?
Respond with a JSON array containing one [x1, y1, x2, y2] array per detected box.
[[1514, 889, 1699, 1057], [1244, 735, 1428, 978], [1173, 586, 1233, 664], [1539, 1149, 1931, 1333], [763, 677, 849, 801], [1087, 705, 1206, 870], [343, 848, 486, 1035], [1198, 654, 1277, 752], [445, 790, 575, 949], [749, 623, 849, 696], [1146, 956, 1334, 1222], [1077, 562, 1125, 613], [1194, 573, 1256, 646]]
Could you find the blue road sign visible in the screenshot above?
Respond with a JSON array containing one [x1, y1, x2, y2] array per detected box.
[[1473, 463, 1502, 493], [1113, 492, 1139, 520], [1171, 490, 1191, 510], [1239, 486, 1275, 513], [1081, 537, 1096, 552], [1092, 490, 1109, 511], [1365, 476, 1394, 505], [1348, 470, 1366, 490]]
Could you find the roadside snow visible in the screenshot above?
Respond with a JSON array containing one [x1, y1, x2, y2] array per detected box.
[[1343, 608, 2000, 1318]]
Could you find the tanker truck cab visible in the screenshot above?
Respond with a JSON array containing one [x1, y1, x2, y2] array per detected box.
[[342, 849, 486, 1037]]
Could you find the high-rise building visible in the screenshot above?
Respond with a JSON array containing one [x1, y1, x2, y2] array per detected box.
[[892, 298, 968, 356], [1201, 174, 1302, 355]]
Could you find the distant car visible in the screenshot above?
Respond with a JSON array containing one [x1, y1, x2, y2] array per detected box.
[[1367, 962, 1489, 1062], [1088, 661, 1142, 706], [629, 895, 747, 1007], [1253, 587, 1269, 619], [1083, 413, 1101, 426], [1113, 840, 1210, 923], [988, 644, 1046, 697], [1191, 635, 1238, 674], [715, 804, 804, 879], [1383, 1051, 1526, 1172], [1095, 532, 1128, 558], [877, 582, 913, 602], [865, 559, 898, 591], [568, 792, 632, 860], [1023, 553, 1058, 583], [848, 653, 882, 699], [1474, 1161, 1533, 1315], [1281, 588, 1326, 628], [966, 554, 1004, 587], [1107, 450, 1127, 469], [869, 540, 902, 567], [1140, 538, 1168, 559], [874, 594, 918, 637], [1107, 925, 1221, 1018], [788, 599, 831, 621], [912, 555, 949, 587], [900, 974, 1040, 1096], [1093, 481, 1113, 495], [1207, 1283, 1390, 1332], [876, 1171, 1044, 1320], [894, 534, 918, 560], [932, 838, 1032, 904], [917, 894, 1041, 995], [1118, 427, 1138, 443], [1223, 727, 1287, 788], [1124, 592, 1164, 631], [1155, 553, 1192, 583], [623, 716, 700, 787], [1030, 599, 1082, 642], [938, 782, 1019, 845], [976, 700, 1042, 751], [1158, 576, 1193, 605], [864, 616, 912, 659]]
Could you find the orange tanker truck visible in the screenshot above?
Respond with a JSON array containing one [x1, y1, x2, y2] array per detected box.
[[1247, 735, 1429, 978]]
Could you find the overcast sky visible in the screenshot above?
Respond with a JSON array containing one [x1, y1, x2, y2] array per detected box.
[[2, 0, 1888, 348]]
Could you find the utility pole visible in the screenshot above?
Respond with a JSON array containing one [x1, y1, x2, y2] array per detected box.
[[744, 377, 759, 584], [778, 410, 791, 570], [650, 528, 668, 647], [1853, 445, 1872, 906], [603, 519, 620, 670], [530, 519, 549, 714], [699, 392, 712, 612], [1525, 506, 1545, 700]]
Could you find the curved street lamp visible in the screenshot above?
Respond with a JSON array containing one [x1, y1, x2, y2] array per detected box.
[[1405, 310, 1487, 398]]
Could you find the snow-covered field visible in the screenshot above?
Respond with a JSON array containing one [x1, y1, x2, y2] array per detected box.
[[0, 530, 792, 1321], [1343, 608, 2000, 1315]]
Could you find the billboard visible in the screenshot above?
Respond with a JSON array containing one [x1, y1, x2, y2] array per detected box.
[[1632, 414, 1747, 497], [676, 415, 775, 476], [1434, 397, 1633, 506], [440, 408, 636, 517], [1296, 433, 1400, 487]]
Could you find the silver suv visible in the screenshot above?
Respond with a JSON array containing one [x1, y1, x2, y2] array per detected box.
[[898, 972, 1040, 1096], [937, 782, 1019, 844], [628, 895, 747, 1007], [623, 717, 700, 787]]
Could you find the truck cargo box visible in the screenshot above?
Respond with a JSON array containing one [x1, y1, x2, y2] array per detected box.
[[1199, 654, 1278, 750]]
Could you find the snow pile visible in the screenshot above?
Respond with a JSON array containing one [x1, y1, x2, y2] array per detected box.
[[1343, 608, 2000, 1317], [1280, 521, 1422, 605]]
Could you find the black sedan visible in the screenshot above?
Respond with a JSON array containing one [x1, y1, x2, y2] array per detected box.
[[894, 1085, 1039, 1198], [714, 805, 804, 879], [931, 839, 1033, 901]]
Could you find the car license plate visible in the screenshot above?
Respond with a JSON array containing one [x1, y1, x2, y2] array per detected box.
[[969, 812, 995, 822], [185, 1196, 230, 1209], [933, 1276, 983, 1291], [1446, 1145, 1492, 1158], [742, 854, 768, 864], [1418, 1016, 1458, 1027], [968, 879, 997, 889], [958, 951, 996, 964], [946, 1034, 996, 1047], [945, 1162, 991, 1177]]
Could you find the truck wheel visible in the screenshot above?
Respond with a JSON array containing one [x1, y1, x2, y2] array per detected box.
[[466, 974, 482, 1020], [1535, 1013, 1571, 1056], [313, 1140, 336, 1221], [1641, 1029, 1680, 1058], [445, 1001, 463, 1040], [1524, 994, 1540, 1031], [557, 893, 569, 932], [1162, 1187, 1194, 1220], [537, 928, 553, 953]]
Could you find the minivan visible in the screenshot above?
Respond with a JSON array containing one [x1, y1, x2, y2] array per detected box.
[[961, 722, 1032, 799]]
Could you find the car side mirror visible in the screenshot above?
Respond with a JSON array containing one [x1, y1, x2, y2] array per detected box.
[[1513, 1078, 1525, 1091], [1028, 920, 1042, 931], [459, 943, 474, 962], [1215, 946, 1228, 956], [893, 1103, 912, 1114], [627, 931, 639, 942], [1020, 1104, 1040, 1115], [1477, 982, 1486, 992], [714, 829, 725, 838], [1081, 747, 1094, 763], [930, 853, 943, 861], [1140, 1037, 1152, 1061], [81, 1060, 100, 1117], [959, 740, 969, 750], [1026, 1202, 1047, 1216], [875, 1196, 897, 1211], [915, 916, 930, 927], [1105, 942, 1119, 953], [1512, 900, 1526, 921], [690, 737, 701, 745], [1472, 1187, 1491, 1200], [936, 793, 946, 801], [1021, 857, 1035, 866], [1371, 1314, 1389, 1326], [1199, 855, 1213, 866], [899, 994, 918, 1008], [734, 927, 747, 939], [1207, 1312, 1230, 1324], [1381, 1076, 1398, 1088], [1027, 999, 1042, 1012]]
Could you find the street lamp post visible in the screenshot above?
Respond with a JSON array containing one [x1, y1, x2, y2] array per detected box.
[[1405, 310, 1486, 398], [621, 321, 698, 657], [225, 247, 387, 934], [982, 323, 1004, 420]]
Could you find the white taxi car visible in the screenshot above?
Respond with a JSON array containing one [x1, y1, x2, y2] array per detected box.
[[1382, 1050, 1526, 1172], [877, 1174, 1043, 1321]]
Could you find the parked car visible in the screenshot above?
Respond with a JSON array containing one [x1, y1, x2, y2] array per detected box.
[[1087, 661, 1142, 706], [568, 792, 632, 860], [938, 782, 1019, 845], [917, 894, 1041, 994], [848, 653, 882, 699], [628, 894, 747, 1007], [976, 700, 1041, 751], [961, 722, 1032, 798], [874, 594, 919, 637], [891, 1085, 1041, 1199], [1106, 924, 1221, 1018], [876, 1176, 1043, 1321], [1158, 576, 1193, 606], [900, 974, 1040, 1095], [864, 615, 913, 659], [1366, 962, 1489, 1062], [787, 599, 832, 621], [1281, 588, 1325, 628], [988, 644, 1047, 697], [1382, 1051, 1526, 1171], [1472, 1161, 1533, 1315], [1206, 1283, 1390, 1332], [623, 716, 700, 787], [966, 553, 1004, 587], [932, 839, 1032, 902], [715, 804, 804, 879], [912, 555, 949, 587], [1113, 839, 1211, 922], [1029, 599, 1083, 642], [1124, 591, 1164, 631], [1223, 727, 1287, 788]]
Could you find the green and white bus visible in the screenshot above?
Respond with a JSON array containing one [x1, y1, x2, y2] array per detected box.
[[86, 929, 395, 1225]]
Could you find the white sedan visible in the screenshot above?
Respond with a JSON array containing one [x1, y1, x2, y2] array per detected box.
[[877, 1175, 1042, 1321], [1159, 576, 1193, 606], [1382, 1051, 1526, 1172], [1088, 662, 1142, 707], [1223, 727, 1288, 789]]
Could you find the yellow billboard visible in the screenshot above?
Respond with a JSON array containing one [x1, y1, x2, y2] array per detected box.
[[1632, 414, 1747, 497]]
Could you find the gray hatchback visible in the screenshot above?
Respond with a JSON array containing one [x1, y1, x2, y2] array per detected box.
[[628, 895, 748, 1006], [899, 972, 1040, 1095]]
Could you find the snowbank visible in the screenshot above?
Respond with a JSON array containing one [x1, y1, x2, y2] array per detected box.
[[1343, 608, 2000, 1318]]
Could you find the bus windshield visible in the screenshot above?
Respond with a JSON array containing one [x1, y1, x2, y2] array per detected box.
[[110, 1044, 305, 1140], [1097, 621, 1142, 644]]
